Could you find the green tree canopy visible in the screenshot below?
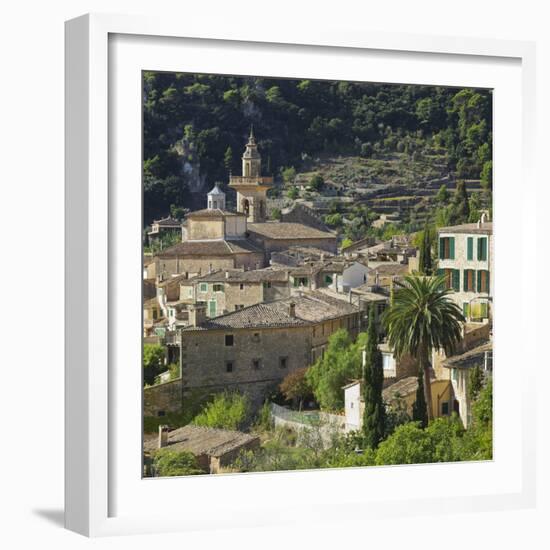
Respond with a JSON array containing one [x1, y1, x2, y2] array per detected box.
[[436, 184, 449, 204], [309, 173, 324, 191], [143, 343, 165, 386], [193, 391, 251, 431], [287, 186, 299, 200], [279, 368, 312, 410], [306, 329, 363, 411], [417, 221, 434, 275], [362, 307, 385, 448], [449, 180, 470, 225], [153, 449, 204, 477], [270, 207, 282, 221], [412, 366, 428, 428]]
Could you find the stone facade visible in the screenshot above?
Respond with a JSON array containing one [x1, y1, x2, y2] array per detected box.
[[344, 377, 454, 432], [181, 325, 311, 396], [437, 221, 493, 321], [168, 292, 361, 410], [248, 229, 337, 258], [178, 269, 292, 317], [144, 378, 184, 416], [150, 247, 265, 280], [228, 128, 273, 223]]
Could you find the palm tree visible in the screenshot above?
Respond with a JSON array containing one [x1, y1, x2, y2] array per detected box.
[[382, 274, 464, 422]]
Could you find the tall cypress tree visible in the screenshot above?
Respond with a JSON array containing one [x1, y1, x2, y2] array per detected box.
[[362, 306, 385, 448], [418, 221, 433, 275], [412, 365, 428, 428], [449, 180, 470, 224]]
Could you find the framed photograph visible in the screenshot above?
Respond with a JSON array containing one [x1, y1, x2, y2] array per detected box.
[[65, 13, 536, 537]]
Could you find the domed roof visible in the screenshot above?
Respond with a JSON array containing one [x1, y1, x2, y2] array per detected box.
[[207, 183, 225, 196]]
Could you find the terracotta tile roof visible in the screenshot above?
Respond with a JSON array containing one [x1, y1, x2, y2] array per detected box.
[[350, 374, 442, 404], [225, 240, 264, 254], [442, 341, 492, 370], [154, 215, 182, 226], [438, 222, 493, 235], [144, 425, 259, 458], [368, 262, 409, 276], [382, 376, 420, 402], [194, 268, 289, 284], [248, 222, 335, 240], [157, 273, 194, 287], [183, 291, 358, 331], [186, 208, 245, 219], [350, 286, 389, 301], [155, 239, 261, 258]]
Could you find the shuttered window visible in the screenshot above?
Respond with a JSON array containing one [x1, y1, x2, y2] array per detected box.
[[439, 237, 455, 260], [463, 269, 476, 292], [439, 268, 459, 290], [477, 270, 490, 293], [452, 269, 460, 291], [477, 237, 488, 261], [467, 237, 474, 260]]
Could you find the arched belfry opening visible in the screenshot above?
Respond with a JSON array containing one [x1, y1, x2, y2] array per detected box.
[[228, 128, 273, 223]]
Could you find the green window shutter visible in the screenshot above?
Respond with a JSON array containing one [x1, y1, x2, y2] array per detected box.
[[467, 237, 473, 260], [463, 270, 468, 291], [477, 237, 487, 261], [452, 269, 460, 291], [439, 238, 445, 259], [449, 237, 455, 260], [486, 271, 490, 294], [480, 302, 488, 318], [463, 302, 470, 318], [477, 270, 482, 292]]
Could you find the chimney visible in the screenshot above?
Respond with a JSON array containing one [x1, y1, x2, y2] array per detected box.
[[320, 253, 325, 262], [480, 212, 487, 224], [225, 271, 230, 279], [288, 302, 296, 318], [348, 290, 352, 304], [158, 425, 169, 448], [189, 303, 207, 327]]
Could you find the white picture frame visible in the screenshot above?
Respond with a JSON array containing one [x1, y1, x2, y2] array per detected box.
[[65, 13, 537, 537]]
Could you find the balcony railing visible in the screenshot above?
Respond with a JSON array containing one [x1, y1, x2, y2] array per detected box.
[[229, 175, 273, 186]]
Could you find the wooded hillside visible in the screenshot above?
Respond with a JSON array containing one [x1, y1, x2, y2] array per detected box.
[[143, 73, 492, 224]]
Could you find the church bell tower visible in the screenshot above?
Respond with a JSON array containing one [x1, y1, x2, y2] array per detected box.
[[229, 127, 273, 223]]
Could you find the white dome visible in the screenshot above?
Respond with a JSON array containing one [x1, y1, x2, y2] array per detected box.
[[208, 183, 225, 196]]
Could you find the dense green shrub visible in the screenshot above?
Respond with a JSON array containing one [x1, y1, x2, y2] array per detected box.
[[192, 391, 251, 431], [143, 344, 165, 386], [153, 449, 204, 477], [306, 329, 363, 411]]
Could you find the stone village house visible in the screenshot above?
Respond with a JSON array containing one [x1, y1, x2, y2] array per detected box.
[[144, 425, 260, 474], [179, 268, 291, 318], [437, 220, 493, 322], [144, 291, 362, 416]]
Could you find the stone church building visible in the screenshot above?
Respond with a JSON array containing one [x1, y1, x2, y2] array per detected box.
[[146, 129, 336, 280]]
